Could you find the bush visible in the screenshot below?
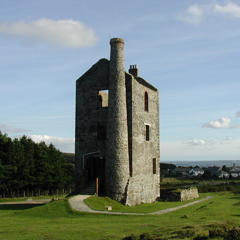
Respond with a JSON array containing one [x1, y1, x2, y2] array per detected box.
[[193, 234, 209, 240], [224, 227, 240, 240], [123, 234, 138, 240], [140, 233, 154, 240], [209, 229, 225, 238]]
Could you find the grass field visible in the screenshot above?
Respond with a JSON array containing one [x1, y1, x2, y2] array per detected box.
[[0, 191, 240, 239]]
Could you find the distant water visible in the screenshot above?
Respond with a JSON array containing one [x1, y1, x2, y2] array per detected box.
[[162, 160, 240, 167]]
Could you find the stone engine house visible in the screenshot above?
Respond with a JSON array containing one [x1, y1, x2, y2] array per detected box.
[[75, 38, 160, 206]]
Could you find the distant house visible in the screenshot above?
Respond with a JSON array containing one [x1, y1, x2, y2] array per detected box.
[[189, 168, 204, 177], [207, 166, 229, 178], [229, 167, 240, 178]]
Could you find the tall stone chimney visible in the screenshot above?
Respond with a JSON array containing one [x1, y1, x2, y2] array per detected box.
[[105, 38, 129, 202]]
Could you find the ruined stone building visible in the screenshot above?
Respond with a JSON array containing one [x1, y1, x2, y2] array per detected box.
[[75, 38, 160, 206]]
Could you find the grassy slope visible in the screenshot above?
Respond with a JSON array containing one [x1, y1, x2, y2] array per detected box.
[[0, 192, 240, 239], [84, 195, 207, 213]]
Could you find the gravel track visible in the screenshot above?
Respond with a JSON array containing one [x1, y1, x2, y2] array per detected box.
[[68, 195, 213, 215]]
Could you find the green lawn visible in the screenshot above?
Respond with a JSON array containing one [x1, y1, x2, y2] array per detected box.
[[0, 192, 239, 239]]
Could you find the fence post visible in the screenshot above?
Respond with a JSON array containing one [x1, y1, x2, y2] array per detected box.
[[96, 178, 99, 196]]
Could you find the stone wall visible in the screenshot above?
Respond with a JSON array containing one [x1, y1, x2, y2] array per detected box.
[[124, 72, 160, 206], [75, 59, 109, 192], [167, 187, 199, 202], [105, 38, 130, 202]]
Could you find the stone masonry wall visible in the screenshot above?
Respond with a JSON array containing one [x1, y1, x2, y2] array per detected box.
[[124, 71, 160, 206], [105, 38, 130, 202], [168, 187, 199, 202], [75, 59, 109, 192]]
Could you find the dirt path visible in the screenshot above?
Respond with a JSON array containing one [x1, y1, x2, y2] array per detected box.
[[149, 195, 213, 215], [68, 195, 214, 215]]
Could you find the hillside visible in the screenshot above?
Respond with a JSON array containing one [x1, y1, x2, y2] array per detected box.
[[62, 152, 75, 164]]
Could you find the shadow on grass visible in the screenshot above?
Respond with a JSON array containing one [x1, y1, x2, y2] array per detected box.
[[0, 204, 43, 210]]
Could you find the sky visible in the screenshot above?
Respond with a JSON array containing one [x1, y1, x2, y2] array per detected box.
[[0, 0, 240, 161]]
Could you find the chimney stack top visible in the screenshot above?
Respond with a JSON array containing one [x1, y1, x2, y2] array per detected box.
[[129, 65, 139, 77], [110, 38, 124, 45]]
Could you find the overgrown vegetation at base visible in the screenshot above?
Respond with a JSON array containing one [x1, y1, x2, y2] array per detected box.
[[0, 132, 75, 197]]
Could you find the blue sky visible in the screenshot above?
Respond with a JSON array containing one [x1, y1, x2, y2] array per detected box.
[[0, 0, 240, 161]]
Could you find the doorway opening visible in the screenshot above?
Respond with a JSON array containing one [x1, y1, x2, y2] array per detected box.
[[86, 157, 105, 194]]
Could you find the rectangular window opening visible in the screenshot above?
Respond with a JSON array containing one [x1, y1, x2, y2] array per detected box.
[[153, 158, 156, 174], [146, 125, 150, 141], [97, 122, 107, 140], [98, 90, 109, 107]]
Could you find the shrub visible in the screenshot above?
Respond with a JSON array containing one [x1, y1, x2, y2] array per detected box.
[[174, 230, 195, 238], [193, 234, 209, 240], [209, 229, 225, 238], [140, 233, 154, 240], [123, 234, 138, 240], [224, 227, 240, 240]]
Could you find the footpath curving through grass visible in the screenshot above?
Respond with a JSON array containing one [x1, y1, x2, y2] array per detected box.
[[0, 192, 240, 239], [84, 194, 207, 213]]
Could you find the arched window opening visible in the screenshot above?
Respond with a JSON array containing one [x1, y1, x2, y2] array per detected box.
[[144, 92, 149, 111]]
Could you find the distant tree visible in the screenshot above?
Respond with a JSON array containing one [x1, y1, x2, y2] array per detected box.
[[222, 165, 227, 171], [202, 170, 212, 179], [160, 163, 176, 170], [63, 163, 75, 189]]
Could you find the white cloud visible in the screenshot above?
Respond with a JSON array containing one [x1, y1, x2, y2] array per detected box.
[[236, 110, 240, 117], [182, 139, 206, 146], [0, 123, 31, 133], [214, 2, 240, 18], [29, 135, 74, 153], [0, 18, 98, 48], [202, 117, 231, 129], [178, 2, 240, 25], [161, 138, 240, 161], [182, 137, 235, 147], [178, 4, 206, 25], [226, 136, 234, 140]]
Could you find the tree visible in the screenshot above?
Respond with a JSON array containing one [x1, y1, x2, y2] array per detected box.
[[222, 165, 227, 172], [0, 132, 75, 196]]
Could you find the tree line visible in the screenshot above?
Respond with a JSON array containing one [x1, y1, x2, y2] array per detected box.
[[0, 131, 75, 197]]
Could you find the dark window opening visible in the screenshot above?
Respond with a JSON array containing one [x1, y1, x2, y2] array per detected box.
[[97, 122, 107, 140], [144, 92, 149, 111], [146, 125, 150, 141], [153, 158, 156, 174], [98, 95, 103, 107]]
